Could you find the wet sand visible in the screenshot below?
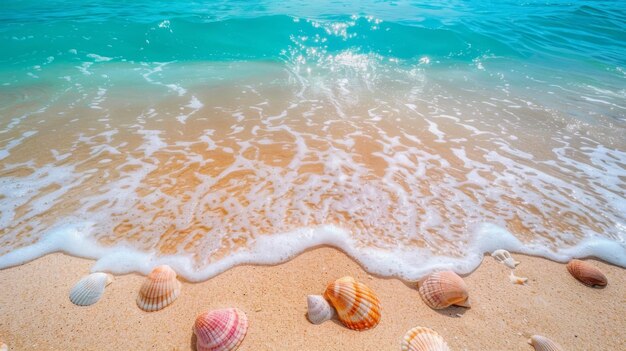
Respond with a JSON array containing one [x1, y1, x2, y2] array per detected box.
[[0, 248, 624, 350]]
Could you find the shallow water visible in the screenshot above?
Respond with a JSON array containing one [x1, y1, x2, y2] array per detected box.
[[0, 0, 625, 280]]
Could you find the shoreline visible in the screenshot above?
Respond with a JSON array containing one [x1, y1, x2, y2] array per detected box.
[[3, 223, 624, 283], [1, 248, 624, 350]]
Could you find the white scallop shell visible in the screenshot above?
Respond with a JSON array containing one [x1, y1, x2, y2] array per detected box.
[[307, 295, 335, 325], [491, 249, 519, 269], [401, 326, 450, 351], [509, 271, 528, 285], [69, 273, 113, 306], [528, 335, 564, 351]]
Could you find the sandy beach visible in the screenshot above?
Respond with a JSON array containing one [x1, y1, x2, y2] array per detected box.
[[0, 249, 624, 350]]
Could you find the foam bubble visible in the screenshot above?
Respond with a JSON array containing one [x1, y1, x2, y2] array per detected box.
[[87, 53, 113, 62]]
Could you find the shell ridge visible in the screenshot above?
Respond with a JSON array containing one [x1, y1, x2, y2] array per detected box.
[[70, 273, 109, 306], [137, 265, 180, 311]]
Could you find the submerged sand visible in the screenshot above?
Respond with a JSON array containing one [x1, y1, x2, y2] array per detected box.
[[0, 249, 624, 350]]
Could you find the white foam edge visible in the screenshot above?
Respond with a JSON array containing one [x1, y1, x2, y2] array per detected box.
[[0, 222, 624, 282]]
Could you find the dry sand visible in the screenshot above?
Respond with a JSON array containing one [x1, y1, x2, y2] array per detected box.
[[0, 248, 624, 350]]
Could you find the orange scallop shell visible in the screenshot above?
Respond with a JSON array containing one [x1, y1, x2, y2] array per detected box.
[[418, 271, 470, 309], [136, 265, 181, 312], [323, 276, 381, 331], [566, 259, 607, 287]]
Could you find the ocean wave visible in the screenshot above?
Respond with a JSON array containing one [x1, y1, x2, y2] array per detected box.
[[0, 1, 624, 280]]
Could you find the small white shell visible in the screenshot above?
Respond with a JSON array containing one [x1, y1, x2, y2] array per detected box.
[[307, 295, 335, 325], [509, 271, 528, 285], [69, 273, 113, 306], [0, 342, 8, 351], [528, 335, 563, 351], [491, 249, 519, 269]]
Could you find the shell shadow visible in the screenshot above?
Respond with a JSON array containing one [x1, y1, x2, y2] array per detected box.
[[587, 283, 607, 290], [190, 332, 197, 350], [433, 305, 469, 318], [329, 317, 345, 328], [402, 285, 469, 318], [303, 311, 345, 328]]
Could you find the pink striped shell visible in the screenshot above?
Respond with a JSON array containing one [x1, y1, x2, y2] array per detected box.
[[193, 308, 248, 351], [418, 271, 470, 309]]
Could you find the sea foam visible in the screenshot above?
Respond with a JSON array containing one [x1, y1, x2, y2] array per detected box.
[[0, 221, 624, 282]]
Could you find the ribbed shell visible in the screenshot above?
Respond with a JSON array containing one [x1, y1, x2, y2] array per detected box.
[[307, 295, 335, 325], [529, 335, 564, 351], [491, 249, 519, 269], [323, 276, 381, 331], [136, 265, 181, 312], [418, 271, 470, 309], [566, 259, 607, 287], [69, 273, 113, 306], [193, 308, 248, 351], [401, 327, 450, 351]]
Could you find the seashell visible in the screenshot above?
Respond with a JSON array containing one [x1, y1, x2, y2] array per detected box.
[[491, 249, 520, 269], [401, 326, 450, 351], [418, 271, 470, 309], [323, 276, 381, 331], [566, 259, 607, 287], [0, 342, 7, 351], [528, 335, 563, 351], [193, 308, 248, 351], [307, 295, 335, 325], [509, 271, 528, 285], [69, 272, 113, 306], [136, 265, 181, 312]]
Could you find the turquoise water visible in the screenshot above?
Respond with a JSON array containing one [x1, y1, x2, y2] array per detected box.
[[1, 1, 625, 73], [1, 1, 625, 120], [0, 1, 625, 279]]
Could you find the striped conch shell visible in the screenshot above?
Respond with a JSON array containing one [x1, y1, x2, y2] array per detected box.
[[528, 335, 564, 351], [136, 265, 181, 312], [491, 249, 520, 269], [401, 326, 450, 351], [307, 295, 335, 325], [566, 259, 607, 287], [418, 271, 470, 309], [193, 308, 248, 351], [323, 276, 381, 331], [69, 272, 113, 306]]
